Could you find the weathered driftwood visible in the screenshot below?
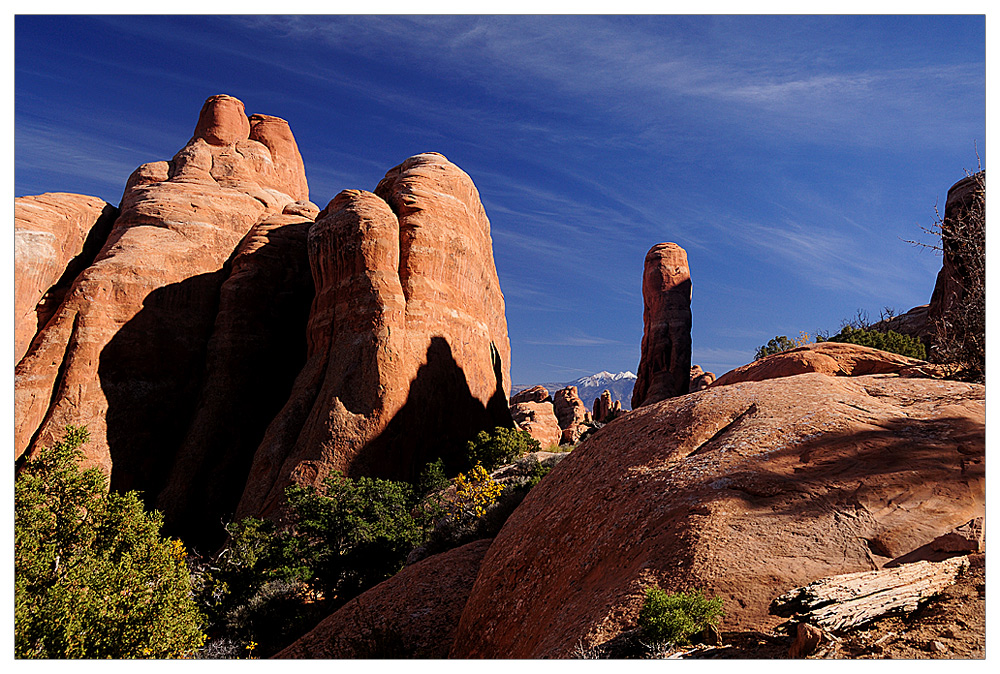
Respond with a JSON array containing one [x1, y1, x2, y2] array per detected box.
[[771, 556, 969, 632]]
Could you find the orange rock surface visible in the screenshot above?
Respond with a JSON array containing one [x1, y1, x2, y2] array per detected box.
[[277, 539, 492, 658], [14, 193, 117, 364], [451, 373, 984, 658], [236, 153, 513, 519], [712, 341, 924, 388]]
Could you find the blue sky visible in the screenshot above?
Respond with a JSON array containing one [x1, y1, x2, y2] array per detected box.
[[14, 13, 986, 385]]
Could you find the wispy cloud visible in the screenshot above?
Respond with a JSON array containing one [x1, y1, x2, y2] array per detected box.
[[524, 332, 625, 347]]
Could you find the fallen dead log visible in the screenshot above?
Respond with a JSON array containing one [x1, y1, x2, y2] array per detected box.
[[771, 556, 969, 632]]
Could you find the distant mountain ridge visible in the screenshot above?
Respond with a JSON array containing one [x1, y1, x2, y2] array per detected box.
[[512, 371, 636, 411]]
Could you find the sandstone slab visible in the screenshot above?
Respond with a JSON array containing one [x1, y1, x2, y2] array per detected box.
[[450, 373, 984, 658], [276, 539, 492, 658], [712, 342, 924, 388]]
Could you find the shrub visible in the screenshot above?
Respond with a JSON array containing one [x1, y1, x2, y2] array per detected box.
[[15, 426, 205, 658], [464, 426, 540, 472], [282, 473, 424, 603], [418, 457, 450, 496], [821, 325, 927, 360], [754, 335, 796, 360], [449, 463, 504, 519], [637, 586, 724, 645], [195, 472, 426, 657], [754, 331, 812, 360]]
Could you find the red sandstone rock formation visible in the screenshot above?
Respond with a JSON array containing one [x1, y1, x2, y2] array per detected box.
[[712, 342, 924, 388], [450, 373, 984, 658], [510, 401, 561, 449], [277, 540, 492, 658], [632, 242, 692, 408], [235, 153, 512, 519], [593, 389, 613, 422], [14, 193, 118, 364], [552, 385, 591, 444], [689, 364, 716, 391], [510, 385, 551, 405], [14, 95, 309, 495], [928, 171, 985, 327], [155, 203, 318, 545]]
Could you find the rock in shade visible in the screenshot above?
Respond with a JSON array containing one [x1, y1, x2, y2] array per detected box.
[[450, 373, 983, 658], [14, 193, 118, 364], [593, 389, 614, 422], [632, 242, 692, 408], [14, 95, 309, 496], [928, 171, 985, 328], [235, 153, 513, 520], [155, 202, 318, 546], [276, 538, 492, 658]]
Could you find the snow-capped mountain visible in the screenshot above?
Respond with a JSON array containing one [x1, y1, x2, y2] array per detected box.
[[512, 371, 637, 410]]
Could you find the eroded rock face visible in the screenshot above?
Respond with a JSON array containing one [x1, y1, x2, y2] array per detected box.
[[712, 342, 924, 388], [928, 171, 985, 327], [277, 539, 492, 659], [690, 364, 716, 391], [510, 401, 561, 449], [632, 242, 692, 408], [450, 373, 984, 658], [552, 386, 591, 444], [14, 193, 118, 364], [236, 153, 512, 519], [156, 203, 317, 545], [14, 94, 309, 496]]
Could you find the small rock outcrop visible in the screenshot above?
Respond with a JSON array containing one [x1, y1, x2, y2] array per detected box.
[[593, 389, 616, 422], [510, 384, 551, 405], [450, 373, 984, 658], [14, 193, 118, 365], [552, 385, 592, 444], [632, 242, 692, 409], [235, 152, 513, 519], [14, 94, 309, 491], [689, 365, 716, 391], [712, 342, 924, 388], [277, 539, 492, 658], [510, 401, 561, 449]]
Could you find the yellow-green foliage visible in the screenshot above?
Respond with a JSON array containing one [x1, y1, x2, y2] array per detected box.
[[638, 586, 724, 645], [15, 426, 205, 659], [450, 463, 504, 518]]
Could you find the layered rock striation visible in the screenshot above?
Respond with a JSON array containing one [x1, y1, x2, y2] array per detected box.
[[235, 152, 513, 519], [14, 193, 119, 365], [632, 242, 692, 408]]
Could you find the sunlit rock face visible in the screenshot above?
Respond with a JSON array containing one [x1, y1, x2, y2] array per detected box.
[[235, 152, 514, 520]]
